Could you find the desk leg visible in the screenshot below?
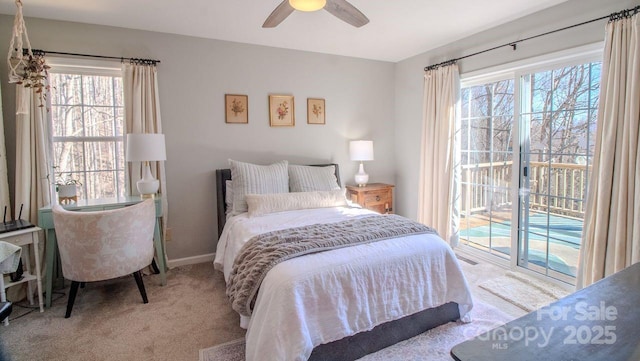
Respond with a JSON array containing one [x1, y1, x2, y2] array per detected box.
[[23, 247, 34, 306], [1, 276, 7, 325], [153, 218, 167, 286], [45, 229, 57, 308], [33, 232, 44, 313]]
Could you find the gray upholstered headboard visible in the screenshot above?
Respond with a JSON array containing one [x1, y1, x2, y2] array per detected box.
[[215, 163, 340, 238]]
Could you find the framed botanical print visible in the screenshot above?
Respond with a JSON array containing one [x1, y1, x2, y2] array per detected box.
[[269, 95, 295, 127], [225, 94, 248, 124], [307, 98, 325, 125]]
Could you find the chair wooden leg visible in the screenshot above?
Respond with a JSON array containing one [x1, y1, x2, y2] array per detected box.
[[150, 259, 160, 274], [133, 271, 148, 304], [65, 281, 80, 318]]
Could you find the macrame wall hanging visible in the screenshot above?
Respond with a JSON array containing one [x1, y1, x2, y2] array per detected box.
[[7, 0, 50, 109]]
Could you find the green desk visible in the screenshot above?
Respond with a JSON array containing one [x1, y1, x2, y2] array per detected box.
[[38, 196, 167, 308]]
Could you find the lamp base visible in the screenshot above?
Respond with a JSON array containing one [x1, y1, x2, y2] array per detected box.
[[137, 179, 159, 197], [354, 162, 369, 187], [137, 161, 159, 197]]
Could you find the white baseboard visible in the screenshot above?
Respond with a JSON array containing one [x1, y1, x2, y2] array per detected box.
[[166, 253, 215, 268]]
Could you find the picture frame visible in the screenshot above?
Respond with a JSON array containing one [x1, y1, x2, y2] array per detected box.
[[225, 94, 248, 124], [269, 95, 295, 127], [307, 98, 325, 125]]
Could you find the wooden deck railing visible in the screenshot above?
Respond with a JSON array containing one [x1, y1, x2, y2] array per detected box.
[[461, 161, 590, 218], [461, 162, 512, 214]]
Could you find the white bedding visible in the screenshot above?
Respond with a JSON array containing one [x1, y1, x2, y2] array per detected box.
[[214, 206, 473, 361]]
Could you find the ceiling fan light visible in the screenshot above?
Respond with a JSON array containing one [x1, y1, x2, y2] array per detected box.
[[289, 0, 326, 12]]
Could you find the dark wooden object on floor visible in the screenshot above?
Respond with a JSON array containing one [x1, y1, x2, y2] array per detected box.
[[451, 262, 640, 361]]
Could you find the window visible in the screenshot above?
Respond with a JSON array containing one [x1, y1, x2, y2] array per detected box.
[[457, 45, 602, 282], [49, 61, 125, 200]]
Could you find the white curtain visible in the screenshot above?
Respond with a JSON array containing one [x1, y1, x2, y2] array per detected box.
[[577, 13, 640, 289], [11, 85, 52, 301], [0, 84, 10, 215], [122, 62, 168, 251], [14, 86, 51, 222], [418, 64, 460, 245]]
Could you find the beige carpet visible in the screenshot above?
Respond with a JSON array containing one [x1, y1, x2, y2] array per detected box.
[[199, 300, 514, 361], [0, 263, 246, 361], [478, 270, 571, 312]]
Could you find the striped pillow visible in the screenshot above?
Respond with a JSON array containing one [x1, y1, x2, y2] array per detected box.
[[225, 180, 233, 219], [229, 159, 289, 215], [289, 165, 340, 192]]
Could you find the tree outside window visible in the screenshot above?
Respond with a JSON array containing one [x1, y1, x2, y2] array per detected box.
[[49, 70, 125, 200]]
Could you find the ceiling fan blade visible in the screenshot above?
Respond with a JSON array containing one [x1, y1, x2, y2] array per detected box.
[[324, 0, 369, 28], [263, 1, 295, 28]]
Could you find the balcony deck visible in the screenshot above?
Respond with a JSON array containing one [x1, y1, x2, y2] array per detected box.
[[460, 211, 582, 277]]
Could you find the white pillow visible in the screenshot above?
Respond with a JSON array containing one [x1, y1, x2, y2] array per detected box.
[[246, 189, 348, 217], [229, 159, 289, 215], [289, 165, 340, 192]]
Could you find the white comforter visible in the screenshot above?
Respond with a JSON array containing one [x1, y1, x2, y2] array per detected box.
[[214, 206, 473, 361]]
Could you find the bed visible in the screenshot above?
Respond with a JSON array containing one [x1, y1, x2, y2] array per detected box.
[[214, 161, 473, 361]]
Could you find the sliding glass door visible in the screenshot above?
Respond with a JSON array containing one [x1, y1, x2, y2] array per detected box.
[[459, 79, 514, 259], [517, 62, 600, 281], [457, 51, 601, 283]]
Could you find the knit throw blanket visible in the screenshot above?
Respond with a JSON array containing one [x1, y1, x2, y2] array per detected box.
[[226, 214, 439, 317]]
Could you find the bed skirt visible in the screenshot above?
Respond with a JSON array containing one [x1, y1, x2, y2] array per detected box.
[[309, 302, 460, 361]]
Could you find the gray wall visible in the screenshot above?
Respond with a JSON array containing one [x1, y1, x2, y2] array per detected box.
[[0, 16, 396, 260], [393, 0, 639, 219]]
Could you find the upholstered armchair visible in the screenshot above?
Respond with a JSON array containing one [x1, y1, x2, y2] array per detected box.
[[52, 199, 155, 318]]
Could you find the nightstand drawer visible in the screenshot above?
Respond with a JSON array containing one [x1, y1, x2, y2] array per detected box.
[[362, 189, 391, 206], [4, 232, 35, 247]]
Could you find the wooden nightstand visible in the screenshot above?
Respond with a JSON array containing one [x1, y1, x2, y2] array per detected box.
[[345, 183, 394, 214]]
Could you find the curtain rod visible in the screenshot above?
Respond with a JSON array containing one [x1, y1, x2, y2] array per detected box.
[[24, 48, 160, 65], [424, 5, 640, 72]]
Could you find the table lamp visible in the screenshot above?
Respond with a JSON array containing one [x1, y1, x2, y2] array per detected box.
[[349, 140, 374, 187], [126, 133, 166, 197]]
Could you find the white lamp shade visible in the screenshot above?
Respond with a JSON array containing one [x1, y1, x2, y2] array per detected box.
[[349, 140, 374, 161], [289, 0, 326, 11], [126, 133, 166, 162]]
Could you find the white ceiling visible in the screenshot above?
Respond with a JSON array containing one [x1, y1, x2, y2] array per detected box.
[[0, 0, 567, 62]]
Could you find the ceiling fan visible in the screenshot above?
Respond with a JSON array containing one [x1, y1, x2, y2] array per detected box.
[[263, 0, 369, 28]]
